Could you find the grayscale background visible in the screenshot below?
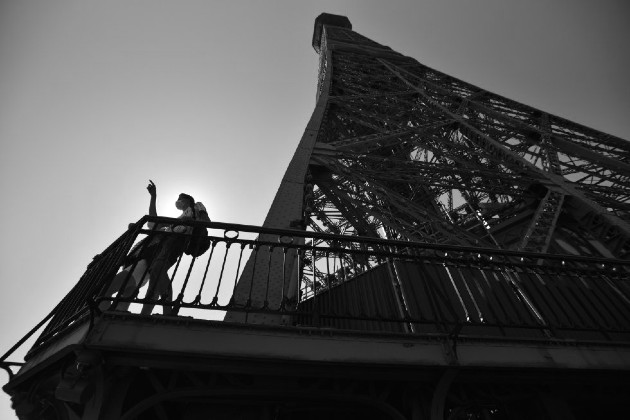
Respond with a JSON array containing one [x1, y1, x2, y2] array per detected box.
[[1, 0, 629, 417]]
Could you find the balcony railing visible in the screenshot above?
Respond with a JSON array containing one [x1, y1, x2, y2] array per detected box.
[[22, 216, 630, 358]]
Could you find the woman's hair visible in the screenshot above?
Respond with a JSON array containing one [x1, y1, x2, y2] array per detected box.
[[178, 193, 195, 208]]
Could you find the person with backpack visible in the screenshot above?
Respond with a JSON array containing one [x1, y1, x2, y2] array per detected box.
[[139, 182, 193, 315], [100, 180, 210, 315]]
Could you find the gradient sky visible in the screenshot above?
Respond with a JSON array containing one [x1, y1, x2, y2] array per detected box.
[[1, 0, 629, 416]]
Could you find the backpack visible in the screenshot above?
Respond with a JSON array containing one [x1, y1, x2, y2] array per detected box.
[[184, 202, 212, 257]]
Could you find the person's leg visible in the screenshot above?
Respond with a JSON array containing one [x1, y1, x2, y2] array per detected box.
[[99, 269, 129, 311], [142, 270, 173, 315], [140, 279, 159, 316], [114, 261, 150, 311], [140, 269, 174, 315], [140, 237, 184, 315], [158, 271, 174, 315], [140, 246, 173, 315], [99, 260, 148, 311]]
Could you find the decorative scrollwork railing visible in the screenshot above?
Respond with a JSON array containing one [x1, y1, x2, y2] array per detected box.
[[12, 215, 630, 360]]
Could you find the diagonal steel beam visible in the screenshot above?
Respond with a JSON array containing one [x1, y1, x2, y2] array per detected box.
[[379, 58, 630, 257]]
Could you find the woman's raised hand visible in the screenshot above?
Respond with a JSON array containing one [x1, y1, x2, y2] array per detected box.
[[147, 180, 157, 197]]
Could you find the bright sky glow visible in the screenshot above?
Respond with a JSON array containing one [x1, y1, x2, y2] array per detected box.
[[1, 1, 629, 417]]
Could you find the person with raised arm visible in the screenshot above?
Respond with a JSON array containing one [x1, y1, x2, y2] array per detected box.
[[100, 180, 208, 315]]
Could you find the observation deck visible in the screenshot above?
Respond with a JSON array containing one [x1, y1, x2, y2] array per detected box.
[[3, 217, 630, 419]]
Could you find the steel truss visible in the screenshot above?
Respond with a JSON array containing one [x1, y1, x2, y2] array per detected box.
[[303, 20, 630, 262], [4, 15, 630, 420]]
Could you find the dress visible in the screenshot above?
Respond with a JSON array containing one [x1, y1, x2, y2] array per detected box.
[[104, 205, 202, 314], [147, 208, 195, 275], [125, 208, 195, 271]]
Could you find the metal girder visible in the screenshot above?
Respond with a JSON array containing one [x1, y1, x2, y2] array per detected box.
[[310, 154, 492, 246], [369, 56, 630, 187], [517, 189, 566, 253], [233, 15, 630, 322], [309, 168, 381, 238], [378, 57, 630, 257]]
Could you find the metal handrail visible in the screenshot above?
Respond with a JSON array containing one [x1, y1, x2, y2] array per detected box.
[[168, 216, 626, 265], [3, 216, 629, 365]]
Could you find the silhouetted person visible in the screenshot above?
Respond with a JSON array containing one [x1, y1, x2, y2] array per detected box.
[[140, 182, 197, 315], [101, 180, 197, 315]]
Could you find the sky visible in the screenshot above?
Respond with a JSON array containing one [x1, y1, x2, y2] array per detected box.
[[1, 0, 629, 417]]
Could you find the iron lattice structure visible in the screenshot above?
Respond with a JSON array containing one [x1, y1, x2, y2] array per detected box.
[[228, 13, 630, 321], [3, 13, 630, 420], [306, 15, 630, 255]]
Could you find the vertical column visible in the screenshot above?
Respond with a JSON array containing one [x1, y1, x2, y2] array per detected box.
[[225, 32, 333, 324]]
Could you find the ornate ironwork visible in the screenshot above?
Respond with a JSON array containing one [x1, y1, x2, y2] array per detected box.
[[3, 13, 630, 420], [292, 19, 630, 262], [3, 216, 625, 360]]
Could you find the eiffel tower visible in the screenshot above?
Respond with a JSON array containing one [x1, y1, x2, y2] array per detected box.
[[2, 13, 630, 420], [225, 13, 630, 325]]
